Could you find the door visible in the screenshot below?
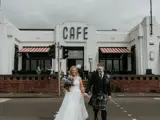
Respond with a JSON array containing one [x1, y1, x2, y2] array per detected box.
[[131, 45, 136, 74], [67, 59, 76, 71]]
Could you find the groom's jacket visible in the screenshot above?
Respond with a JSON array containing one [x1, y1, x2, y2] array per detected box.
[[85, 71, 111, 96]]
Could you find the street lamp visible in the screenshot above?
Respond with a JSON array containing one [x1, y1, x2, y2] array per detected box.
[[88, 57, 93, 73], [56, 42, 63, 97]]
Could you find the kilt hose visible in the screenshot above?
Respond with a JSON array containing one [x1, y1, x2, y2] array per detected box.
[[88, 93, 108, 110]]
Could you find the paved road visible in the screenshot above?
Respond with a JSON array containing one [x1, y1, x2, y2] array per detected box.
[[0, 97, 159, 120]]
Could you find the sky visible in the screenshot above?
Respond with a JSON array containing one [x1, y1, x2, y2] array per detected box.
[[1, 0, 160, 31]]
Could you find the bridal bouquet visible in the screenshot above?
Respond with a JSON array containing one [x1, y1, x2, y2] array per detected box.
[[62, 76, 74, 92]]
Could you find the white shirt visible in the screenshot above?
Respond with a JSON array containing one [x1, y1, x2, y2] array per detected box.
[[99, 72, 104, 78]]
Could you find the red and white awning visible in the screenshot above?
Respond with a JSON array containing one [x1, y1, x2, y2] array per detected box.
[[19, 47, 50, 53], [100, 47, 130, 53]]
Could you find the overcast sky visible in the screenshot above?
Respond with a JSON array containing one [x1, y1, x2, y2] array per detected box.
[[1, 0, 160, 31]]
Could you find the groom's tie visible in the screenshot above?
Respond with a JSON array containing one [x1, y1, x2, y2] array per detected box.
[[99, 72, 102, 79]]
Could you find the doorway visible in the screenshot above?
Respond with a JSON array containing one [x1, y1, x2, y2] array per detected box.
[[131, 45, 136, 74], [67, 59, 76, 70], [66, 47, 84, 72], [67, 59, 84, 71]]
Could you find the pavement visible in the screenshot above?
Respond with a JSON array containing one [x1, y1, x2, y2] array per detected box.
[[0, 93, 65, 98], [0, 92, 160, 98], [113, 92, 160, 97], [0, 97, 160, 120]]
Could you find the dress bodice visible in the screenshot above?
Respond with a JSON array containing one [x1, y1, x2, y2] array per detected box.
[[72, 76, 81, 89]]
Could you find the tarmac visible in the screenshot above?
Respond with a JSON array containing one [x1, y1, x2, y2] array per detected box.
[[0, 97, 160, 120], [0, 92, 160, 98]]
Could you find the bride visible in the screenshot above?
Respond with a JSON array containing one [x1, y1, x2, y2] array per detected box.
[[54, 66, 89, 120]]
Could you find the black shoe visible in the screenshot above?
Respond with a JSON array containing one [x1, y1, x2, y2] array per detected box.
[[94, 117, 98, 120]]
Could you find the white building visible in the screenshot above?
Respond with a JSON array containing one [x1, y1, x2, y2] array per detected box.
[[0, 15, 160, 75]]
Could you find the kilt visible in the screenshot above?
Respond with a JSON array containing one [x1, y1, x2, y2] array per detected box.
[[88, 93, 108, 110]]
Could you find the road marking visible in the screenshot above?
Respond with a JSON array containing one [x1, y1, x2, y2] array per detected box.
[[37, 92, 43, 95], [117, 105, 120, 107], [139, 92, 144, 95], [117, 94, 125, 96], [111, 99, 137, 120], [128, 114, 132, 116], [0, 98, 10, 103], [153, 98, 160, 100]]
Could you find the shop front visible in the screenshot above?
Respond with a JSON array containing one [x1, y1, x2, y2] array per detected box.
[[18, 47, 52, 74], [99, 47, 132, 74]]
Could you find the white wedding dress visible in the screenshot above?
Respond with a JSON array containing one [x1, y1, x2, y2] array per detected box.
[[54, 76, 88, 120]]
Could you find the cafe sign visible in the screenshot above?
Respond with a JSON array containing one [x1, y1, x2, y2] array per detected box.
[[63, 27, 88, 40]]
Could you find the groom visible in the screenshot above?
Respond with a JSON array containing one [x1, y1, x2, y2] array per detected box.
[[85, 63, 112, 120]]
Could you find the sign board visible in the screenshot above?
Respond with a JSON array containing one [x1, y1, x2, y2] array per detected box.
[[68, 50, 83, 59], [63, 27, 88, 40]]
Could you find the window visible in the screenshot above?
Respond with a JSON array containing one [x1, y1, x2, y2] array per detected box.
[[106, 60, 112, 71], [22, 52, 52, 71], [113, 60, 119, 71], [31, 60, 36, 71], [76, 60, 83, 66], [68, 50, 83, 59], [120, 60, 122, 70], [26, 60, 30, 71], [99, 60, 105, 68], [38, 60, 44, 70], [45, 60, 51, 70], [14, 45, 19, 71], [24, 59, 51, 71]]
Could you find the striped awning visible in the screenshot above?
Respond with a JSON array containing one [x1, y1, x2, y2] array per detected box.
[[19, 47, 50, 53], [100, 47, 130, 53]]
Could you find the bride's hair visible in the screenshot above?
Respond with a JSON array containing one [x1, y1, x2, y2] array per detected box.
[[69, 66, 79, 76]]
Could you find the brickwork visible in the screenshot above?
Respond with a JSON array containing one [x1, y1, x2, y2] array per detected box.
[[0, 75, 160, 93], [111, 76, 160, 92], [0, 75, 61, 93]]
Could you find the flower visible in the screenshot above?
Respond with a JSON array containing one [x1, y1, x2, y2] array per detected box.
[[62, 77, 74, 92]]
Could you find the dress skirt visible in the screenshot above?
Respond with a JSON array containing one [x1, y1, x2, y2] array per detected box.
[[54, 87, 88, 120]]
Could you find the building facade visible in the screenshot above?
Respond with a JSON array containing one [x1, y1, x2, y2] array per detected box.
[[0, 16, 160, 75]]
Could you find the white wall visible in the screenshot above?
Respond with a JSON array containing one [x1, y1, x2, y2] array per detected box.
[[97, 31, 128, 42], [0, 24, 7, 74], [19, 31, 54, 42], [141, 16, 160, 75], [55, 22, 97, 74], [128, 16, 160, 75], [0, 20, 136, 74], [97, 31, 129, 47], [0, 21, 17, 74], [3, 18, 22, 73], [19, 31, 55, 47], [3, 15, 160, 75]]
